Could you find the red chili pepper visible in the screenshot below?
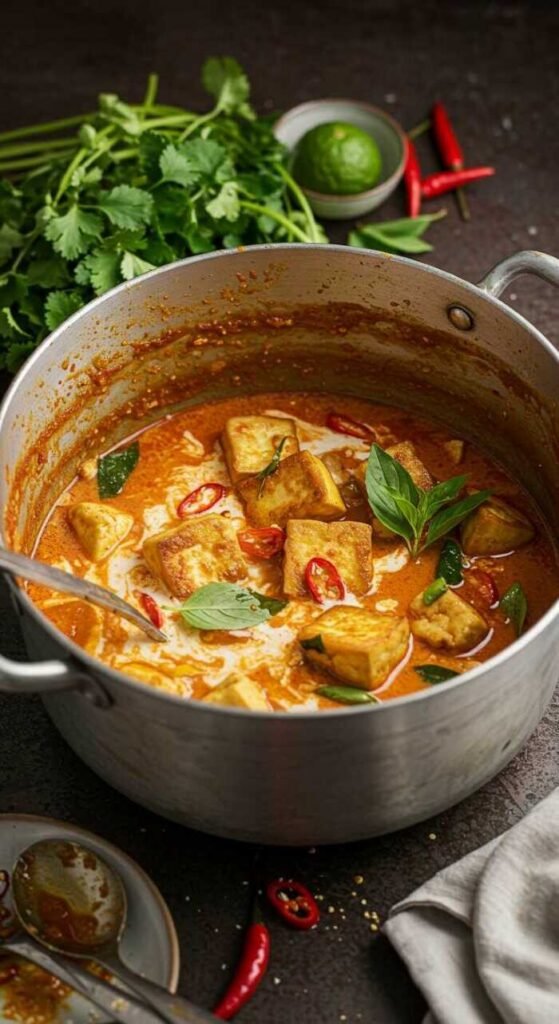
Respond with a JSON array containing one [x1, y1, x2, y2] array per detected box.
[[432, 101, 470, 221], [238, 527, 285, 560], [213, 904, 270, 1020], [422, 166, 495, 199], [404, 138, 422, 218], [305, 557, 345, 604], [266, 879, 320, 931], [326, 412, 375, 441], [468, 569, 499, 607], [138, 592, 164, 629], [177, 482, 225, 517]]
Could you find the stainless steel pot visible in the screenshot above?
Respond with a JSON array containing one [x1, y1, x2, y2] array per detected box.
[[1, 245, 559, 845]]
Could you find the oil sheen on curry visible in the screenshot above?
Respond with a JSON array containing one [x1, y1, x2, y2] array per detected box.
[[31, 393, 559, 711]]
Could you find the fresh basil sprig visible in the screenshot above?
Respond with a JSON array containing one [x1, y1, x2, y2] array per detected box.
[[176, 582, 287, 630], [365, 444, 491, 558], [256, 436, 288, 496], [415, 665, 459, 685], [500, 582, 527, 637], [98, 441, 139, 498]]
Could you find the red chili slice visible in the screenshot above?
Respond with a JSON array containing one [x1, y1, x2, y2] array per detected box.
[[237, 527, 285, 560], [468, 569, 499, 607], [266, 879, 320, 931], [304, 557, 345, 604], [138, 592, 164, 629], [177, 482, 226, 517], [326, 412, 375, 441]]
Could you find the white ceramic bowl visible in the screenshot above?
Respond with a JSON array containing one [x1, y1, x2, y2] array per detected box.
[[275, 98, 407, 220]]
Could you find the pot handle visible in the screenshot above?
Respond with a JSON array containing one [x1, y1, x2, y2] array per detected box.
[[478, 250, 559, 298], [0, 653, 111, 708]]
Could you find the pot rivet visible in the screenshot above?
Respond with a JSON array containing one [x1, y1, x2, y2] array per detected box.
[[448, 305, 475, 331]]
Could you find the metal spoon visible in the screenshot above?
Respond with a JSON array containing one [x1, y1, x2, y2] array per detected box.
[[0, 546, 166, 642], [12, 839, 215, 1024], [1, 930, 165, 1023]]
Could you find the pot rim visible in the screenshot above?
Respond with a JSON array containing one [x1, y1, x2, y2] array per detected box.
[[3, 242, 559, 719]]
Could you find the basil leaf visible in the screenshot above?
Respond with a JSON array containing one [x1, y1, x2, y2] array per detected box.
[[425, 490, 491, 548], [317, 685, 380, 706], [500, 582, 527, 637], [348, 211, 446, 256], [248, 590, 288, 616], [178, 582, 286, 630], [437, 538, 463, 585], [365, 444, 419, 545], [422, 475, 468, 518], [300, 634, 325, 653], [97, 441, 139, 498], [415, 665, 459, 685], [256, 436, 288, 496], [423, 577, 448, 605]]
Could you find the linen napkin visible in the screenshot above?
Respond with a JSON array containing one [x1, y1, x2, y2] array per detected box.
[[383, 789, 559, 1024]]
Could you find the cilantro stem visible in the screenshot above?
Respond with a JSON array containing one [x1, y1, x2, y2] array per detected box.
[[142, 73, 159, 113], [0, 113, 96, 143], [276, 164, 323, 243], [0, 150, 76, 172], [239, 200, 312, 242], [177, 108, 220, 142], [0, 138, 79, 158]]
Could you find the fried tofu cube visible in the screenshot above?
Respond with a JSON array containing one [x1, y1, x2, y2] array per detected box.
[[460, 497, 535, 556], [283, 519, 373, 598], [444, 439, 465, 465], [298, 606, 410, 690], [142, 514, 247, 599], [68, 502, 133, 561], [354, 441, 433, 540], [410, 588, 488, 653], [238, 450, 346, 528], [203, 676, 270, 710], [222, 415, 299, 484]]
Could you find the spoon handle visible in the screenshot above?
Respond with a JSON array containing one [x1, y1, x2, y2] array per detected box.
[[0, 545, 166, 642], [4, 936, 165, 1024], [99, 954, 217, 1023]]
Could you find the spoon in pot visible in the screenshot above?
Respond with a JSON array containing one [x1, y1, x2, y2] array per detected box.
[[0, 547, 166, 642], [12, 840, 216, 1024]]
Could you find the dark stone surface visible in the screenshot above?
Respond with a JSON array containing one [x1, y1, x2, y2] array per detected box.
[[0, 1, 558, 1021]]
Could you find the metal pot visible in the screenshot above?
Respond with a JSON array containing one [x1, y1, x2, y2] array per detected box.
[[1, 245, 558, 845]]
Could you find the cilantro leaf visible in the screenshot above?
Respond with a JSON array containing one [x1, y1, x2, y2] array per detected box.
[[77, 248, 121, 295], [44, 290, 83, 330], [160, 144, 200, 187], [206, 181, 240, 221], [97, 185, 153, 230], [201, 57, 253, 117], [44, 205, 103, 260], [0, 224, 23, 264], [120, 251, 156, 281]]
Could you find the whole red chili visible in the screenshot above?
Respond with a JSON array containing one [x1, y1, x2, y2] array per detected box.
[[403, 138, 422, 218], [177, 482, 226, 518], [266, 879, 320, 931], [138, 592, 164, 629], [467, 569, 499, 607], [237, 527, 285, 560], [326, 412, 375, 441], [213, 902, 270, 1020], [431, 100, 469, 221], [305, 557, 345, 604], [422, 166, 495, 199]]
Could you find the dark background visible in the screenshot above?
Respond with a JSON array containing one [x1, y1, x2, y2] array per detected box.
[[1, 1, 558, 1021]]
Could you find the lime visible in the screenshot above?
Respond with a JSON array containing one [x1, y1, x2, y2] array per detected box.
[[293, 121, 383, 195]]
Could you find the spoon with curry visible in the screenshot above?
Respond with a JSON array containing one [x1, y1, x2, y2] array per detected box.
[[0, 547, 166, 642], [12, 839, 216, 1024]]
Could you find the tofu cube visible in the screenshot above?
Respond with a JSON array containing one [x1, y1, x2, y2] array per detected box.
[[238, 450, 346, 528], [460, 497, 535, 556], [354, 440, 433, 540], [444, 439, 465, 465], [298, 606, 410, 690], [222, 415, 299, 484], [143, 514, 247, 599], [203, 676, 270, 710], [283, 519, 373, 598], [410, 588, 488, 653], [68, 502, 133, 561]]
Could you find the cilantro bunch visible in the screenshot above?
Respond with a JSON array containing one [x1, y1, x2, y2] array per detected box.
[[0, 58, 324, 371]]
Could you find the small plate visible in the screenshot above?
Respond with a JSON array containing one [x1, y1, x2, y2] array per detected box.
[[0, 815, 180, 1024], [275, 98, 407, 220]]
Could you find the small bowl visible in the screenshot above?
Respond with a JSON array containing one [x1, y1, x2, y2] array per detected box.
[[275, 98, 407, 220]]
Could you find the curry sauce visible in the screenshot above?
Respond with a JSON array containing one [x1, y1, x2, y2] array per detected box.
[[30, 392, 559, 710]]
